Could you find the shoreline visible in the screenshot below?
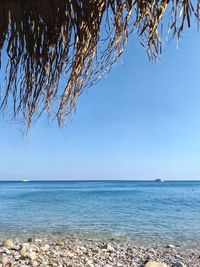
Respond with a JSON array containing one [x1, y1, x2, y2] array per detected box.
[[0, 231, 199, 250], [0, 237, 199, 266]]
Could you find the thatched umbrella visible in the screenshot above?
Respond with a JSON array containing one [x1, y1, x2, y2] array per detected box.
[[0, 0, 199, 128]]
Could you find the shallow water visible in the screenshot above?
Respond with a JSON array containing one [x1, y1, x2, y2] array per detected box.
[[0, 180, 199, 247]]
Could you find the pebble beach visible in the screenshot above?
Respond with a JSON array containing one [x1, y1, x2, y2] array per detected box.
[[0, 238, 199, 267]]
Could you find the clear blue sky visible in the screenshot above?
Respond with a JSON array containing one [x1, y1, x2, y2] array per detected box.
[[1, 28, 200, 180]]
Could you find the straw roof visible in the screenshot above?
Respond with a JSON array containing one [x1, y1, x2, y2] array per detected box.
[[0, 0, 199, 128]]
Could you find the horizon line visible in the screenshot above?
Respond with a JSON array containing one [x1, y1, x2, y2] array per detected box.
[[0, 179, 200, 182]]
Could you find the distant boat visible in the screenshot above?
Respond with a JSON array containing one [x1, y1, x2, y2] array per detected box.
[[22, 180, 29, 182], [154, 178, 164, 183]]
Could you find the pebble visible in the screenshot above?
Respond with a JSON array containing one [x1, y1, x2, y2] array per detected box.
[[106, 244, 115, 252], [27, 238, 33, 243], [0, 255, 8, 265], [29, 251, 37, 261], [145, 260, 168, 267], [2, 239, 14, 249], [34, 238, 43, 243], [166, 244, 176, 249], [41, 244, 50, 251], [171, 263, 186, 267], [20, 242, 30, 252], [147, 247, 156, 254]]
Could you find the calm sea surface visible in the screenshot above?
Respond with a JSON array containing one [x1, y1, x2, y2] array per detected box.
[[0, 180, 200, 247]]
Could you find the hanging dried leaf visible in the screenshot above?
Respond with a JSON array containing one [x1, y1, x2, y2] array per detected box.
[[0, 0, 199, 128]]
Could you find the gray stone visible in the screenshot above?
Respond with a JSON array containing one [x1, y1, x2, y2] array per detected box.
[[171, 263, 186, 267], [166, 244, 175, 249], [27, 238, 33, 243]]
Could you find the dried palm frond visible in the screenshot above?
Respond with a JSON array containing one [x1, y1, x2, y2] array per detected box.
[[0, 0, 199, 128]]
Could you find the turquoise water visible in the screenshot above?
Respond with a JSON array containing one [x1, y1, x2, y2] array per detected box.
[[0, 180, 200, 247]]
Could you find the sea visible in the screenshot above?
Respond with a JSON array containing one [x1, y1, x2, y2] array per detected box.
[[0, 180, 199, 247]]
